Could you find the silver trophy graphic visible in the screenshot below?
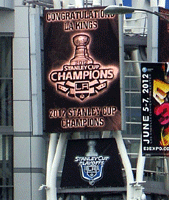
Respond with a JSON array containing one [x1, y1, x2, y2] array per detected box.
[[70, 34, 94, 65], [85, 140, 98, 156]]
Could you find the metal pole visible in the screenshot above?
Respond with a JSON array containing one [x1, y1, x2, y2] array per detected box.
[[49, 133, 68, 200], [136, 139, 146, 183], [164, 158, 169, 191], [158, 0, 166, 7], [114, 131, 134, 200], [117, 10, 135, 200], [53, 0, 61, 9], [150, 0, 158, 7], [118, 11, 126, 131], [147, 7, 159, 62], [46, 133, 58, 200], [135, 139, 146, 199]]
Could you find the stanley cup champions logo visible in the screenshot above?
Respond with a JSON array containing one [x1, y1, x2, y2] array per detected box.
[[49, 33, 119, 102], [74, 140, 109, 185]]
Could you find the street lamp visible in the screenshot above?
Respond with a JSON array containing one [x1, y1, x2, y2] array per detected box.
[[104, 5, 169, 23], [104, 4, 151, 200], [104, 4, 169, 200]]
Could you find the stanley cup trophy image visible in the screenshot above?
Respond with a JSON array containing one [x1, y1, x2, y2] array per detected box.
[[85, 140, 98, 156], [70, 34, 94, 65], [69, 34, 95, 101]]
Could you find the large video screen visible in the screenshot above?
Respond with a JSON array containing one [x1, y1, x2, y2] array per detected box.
[[44, 7, 121, 133]]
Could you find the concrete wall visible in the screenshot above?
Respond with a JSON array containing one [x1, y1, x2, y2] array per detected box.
[[13, 0, 46, 199], [0, 0, 14, 9], [0, 11, 14, 34]]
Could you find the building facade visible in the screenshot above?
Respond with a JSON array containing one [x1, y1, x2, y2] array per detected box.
[[0, 0, 169, 199]]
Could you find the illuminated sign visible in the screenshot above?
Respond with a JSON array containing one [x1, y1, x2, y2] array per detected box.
[[141, 63, 169, 156], [44, 7, 120, 132], [61, 138, 124, 188], [48, 33, 119, 102]]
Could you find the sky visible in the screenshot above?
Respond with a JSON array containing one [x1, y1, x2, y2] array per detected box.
[[123, 0, 131, 7]]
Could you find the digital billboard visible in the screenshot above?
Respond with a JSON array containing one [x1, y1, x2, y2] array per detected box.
[[44, 7, 121, 133], [61, 138, 124, 187], [141, 63, 169, 156]]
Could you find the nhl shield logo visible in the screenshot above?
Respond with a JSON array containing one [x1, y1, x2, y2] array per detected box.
[[74, 140, 109, 185], [80, 163, 103, 185]]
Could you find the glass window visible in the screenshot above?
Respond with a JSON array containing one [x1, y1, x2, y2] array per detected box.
[[126, 108, 141, 122], [0, 37, 12, 126], [124, 139, 140, 154], [124, 62, 141, 77], [0, 37, 13, 200], [126, 123, 141, 135], [125, 77, 141, 91], [144, 157, 165, 182], [125, 92, 141, 107], [124, 61, 141, 135], [0, 135, 13, 200]]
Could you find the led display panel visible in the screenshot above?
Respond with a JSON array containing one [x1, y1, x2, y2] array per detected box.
[[61, 138, 124, 188], [44, 7, 120, 133]]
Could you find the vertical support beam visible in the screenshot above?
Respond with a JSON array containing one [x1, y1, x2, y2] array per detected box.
[[116, 0, 123, 5], [74, 0, 83, 8], [150, 0, 158, 7], [164, 158, 169, 191], [113, 131, 134, 200], [118, 13, 126, 131], [47, 133, 68, 200], [93, 0, 101, 7], [131, 0, 147, 34], [117, 10, 135, 200], [158, 0, 166, 7], [135, 139, 146, 199], [118, 10, 146, 200], [136, 139, 145, 183], [29, 6, 43, 135], [46, 133, 58, 200], [147, 7, 159, 62], [53, 0, 61, 9]]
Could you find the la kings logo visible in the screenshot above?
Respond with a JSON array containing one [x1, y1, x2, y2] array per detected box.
[[74, 140, 109, 185], [49, 33, 119, 102]]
